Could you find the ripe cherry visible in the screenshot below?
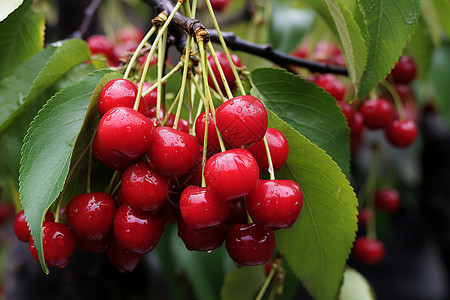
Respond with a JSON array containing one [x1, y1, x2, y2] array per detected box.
[[92, 133, 137, 171], [146, 127, 202, 177], [226, 223, 275, 267], [113, 204, 165, 254], [77, 232, 112, 253], [374, 188, 401, 213], [246, 128, 289, 173], [86, 35, 116, 65], [66, 192, 116, 240], [337, 101, 355, 127], [146, 107, 189, 133], [246, 179, 303, 230], [352, 236, 385, 265], [204, 148, 259, 201], [0, 202, 15, 224], [195, 110, 221, 155], [359, 98, 394, 129], [106, 236, 142, 272], [97, 107, 154, 160], [98, 79, 138, 116], [350, 111, 365, 154], [177, 218, 226, 252], [121, 162, 171, 213], [226, 197, 248, 225], [14, 210, 54, 242], [136, 82, 158, 115], [115, 25, 144, 44], [357, 208, 372, 227], [391, 55, 417, 84], [385, 119, 418, 148], [216, 95, 268, 148], [180, 186, 231, 232], [314, 74, 346, 101], [29, 221, 77, 268], [209, 0, 231, 12], [207, 51, 242, 93]]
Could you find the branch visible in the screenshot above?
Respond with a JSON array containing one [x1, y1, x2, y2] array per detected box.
[[71, 0, 104, 39]]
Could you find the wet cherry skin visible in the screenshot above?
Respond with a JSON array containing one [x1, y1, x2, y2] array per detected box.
[[92, 132, 137, 171], [195, 110, 221, 156], [97, 79, 138, 116], [226, 197, 248, 225], [385, 119, 418, 148], [14, 210, 54, 242], [352, 236, 385, 265], [106, 236, 142, 272], [207, 51, 242, 93], [359, 98, 395, 130], [177, 218, 226, 252]]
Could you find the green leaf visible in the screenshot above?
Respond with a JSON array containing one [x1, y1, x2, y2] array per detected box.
[[0, 0, 44, 80], [338, 267, 375, 300], [19, 69, 113, 273], [268, 112, 358, 300], [0, 0, 24, 21], [322, 0, 367, 93], [220, 266, 265, 300], [408, 20, 433, 82], [420, 0, 441, 47], [0, 39, 91, 134], [358, 0, 421, 97], [251, 67, 350, 177], [431, 0, 450, 39], [429, 40, 450, 125]]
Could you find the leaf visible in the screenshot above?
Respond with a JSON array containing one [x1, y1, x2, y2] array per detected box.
[[19, 69, 113, 273], [358, 0, 421, 97], [0, 39, 91, 134], [338, 267, 375, 300], [407, 20, 433, 82], [420, 0, 441, 47], [268, 112, 358, 300], [251, 67, 350, 177], [0, 0, 44, 80], [323, 0, 367, 94], [220, 266, 265, 300], [429, 40, 450, 125], [0, 0, 24, 21], [431, 0, 450, 39]]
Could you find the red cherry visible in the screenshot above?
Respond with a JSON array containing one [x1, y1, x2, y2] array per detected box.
[[353, 236, 385, 265], [374, 188, 401, 213], [209, 0, 231, 12], [146, 107, 190, 133], [136, 82, 158, 115], [391, 55, 417, 84], [195, 110, 221, 155], [359, 98, 394, 129], [139, 52, 158, 68], [106, 236, 142, 272], [0, 202, 15, 223], [385, 119, 418, 148], [146, 127, 202, 177], [337, 101, 355, 127], [66, 192, 116, 240], [177, 218, 226, 252], [160, 200, 180, 225], [394, 84, 412, 103], [113, 186, 126, 207], [29, 221, 77, 268], [121, 162, 171, 213], [77, 232, 112, 253], [226, 223, 275, 267], [98, 79, 138, 116], [246, 128, 289, 173], [113, 41, 138, 63], [292, 44, 309, 59], [86, 35, 115, 63], [207, 51, 242, 93], [350, 111, 365, 155], [226, 197, 248, 225], [246, 179, 303, 230], [204, 148, 259, 201], [115, 25, 145, 44], [92, 133, 137, 171], [314, 74, 346, 101], [180, 186, 230, 232], [357, 208, 372, 227], [216, 95, 268, 148], [14, 210, 54, 242], [97, 107, 154, 160], [113, 204, 165, 254]]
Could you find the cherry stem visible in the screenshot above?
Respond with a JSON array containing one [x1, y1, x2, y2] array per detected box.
[[263, 136, 275, 180], [111, 180, 122, 197], [156, 28, 168, 122], [365, 144, 380, 240], [87, 132, 96, 194], [206, 41, 234, 99], [381, 80, 406, 121], [106, 170, 121, 195], [256, 260, 278, 300], [141, 62, 183, 97], [55, 199, 62, 223], [162, 90, 181, 126], [123, 26, 156, 80], [206, 60, 227, 102]]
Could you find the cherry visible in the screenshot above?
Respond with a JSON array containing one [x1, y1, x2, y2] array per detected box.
[[97, 79, 138, 116], [121, 162, 171, 213], [113, 41, 138, 64], [207, 51, 242, 93], [226, 197, 248, 225], [29, 221, 77, 268], [394, 84, 412, 103], [226, 223, 275, 267], [350, 111, 365, 155], [246, 128, 289, 173], [106, 236, 142, 272], [314, 74, 346, 101], [160, 200, 180, 225], [0, 202, 15, 223], [180, 185, 231, 232], [216, 95, 268, 148], [147, 107, 189, 133], [359, 98, 394, 129], [204, 148, 259, 201], [195, 110, 221, 155], [391, 55, 417, 84], [113, 204, 165, 254], [209, 0, 231, 12], [385, 119, 418, 148], [139, 52, 158, 68], [77, 232, 113, 253], [374, 188, 401, 213], [115, 25, 144, 44], [146, 126, 202, 177], [177, 157, 203, 188], [136, 82, 158, 115], [92, 133, 137, 171], [337, 101, 355, 127], [352, 236, 385, 265], [357, 208, 372, 227], [86, 35, 116, 64], [97, 107, 154, 160], [177, 218, 226, 252], [14, 210, 54, 242], [246, 179, 303, 230], [66, 192, 116, 240], [292, 44, 309, 59]]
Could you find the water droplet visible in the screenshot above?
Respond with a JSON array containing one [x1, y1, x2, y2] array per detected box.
[[56, 235, 65, 247], [237, 107, 243, 113], [206, 250, 213, 254], [126, 126, 132, 133]]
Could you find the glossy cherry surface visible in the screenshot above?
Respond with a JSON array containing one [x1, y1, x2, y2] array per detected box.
[[359, 98, 394, 130], [106, 237, 142, 272], [315, 74, 346, 101], [195, 110, 221, 155], [14, 210, 54, 242], [77, 232, 112, 253], [29, 221, 77, 268], [226, 197, 248, 225], [146, 126, 202, 177], [207, 51, 242, 93], [86, 35, 115, 64], [98, 79, 138, 116], [216, 95, 268, 148], [121, 162, 170, 213], [146, 107, 189, 133], [113, 204, 165, 254], [97, 107, 154, 159], [374, 188, 401, 213], [385, 119, 418, 148], [92, 133, 137, 171], [353, 236, 385, 265], [246, 179, 303, 229], [204, 148, 259, 201], [66, 192, 116, 240], [226, 223, 275, 267], [136, 82, 158, 116], [177, 218, 226, 252], [391, 55, 417, 84], [246, 128, 289, 173], [180, 186, 230, 231]]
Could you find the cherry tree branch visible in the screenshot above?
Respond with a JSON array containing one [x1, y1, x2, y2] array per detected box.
[[71, 0, 104, 39]]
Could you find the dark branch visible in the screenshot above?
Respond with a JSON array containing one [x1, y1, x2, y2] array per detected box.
[[71, 0, 104, 39]]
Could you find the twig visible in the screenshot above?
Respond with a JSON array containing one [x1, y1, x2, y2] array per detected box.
[[71, 0, 104, 39]]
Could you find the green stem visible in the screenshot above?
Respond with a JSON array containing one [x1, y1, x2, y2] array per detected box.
[[207, 41, 233, 99], [256, 263, 277, 300], [206, 60, 227, 102], [123, 26, 156, 79], [174, 35, 193, 129], [263, 136, 275, 180], [156, 28, 168, 122], [141, 62, 183, 97], [162, 90, 181, 126], [106, 170, 121, 195], [382, 80, 406, 120]]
